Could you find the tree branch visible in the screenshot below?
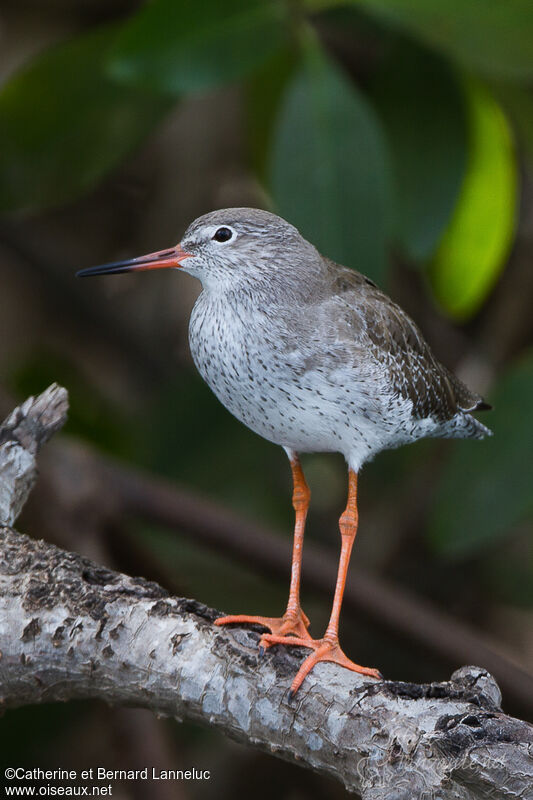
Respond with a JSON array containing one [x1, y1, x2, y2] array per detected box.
[[1, 526, 532, 799], [36, 437, 533, 717], [0, 383, 68, 525], [1, 387, 532, 799]]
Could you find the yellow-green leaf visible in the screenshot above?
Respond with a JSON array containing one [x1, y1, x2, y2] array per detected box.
[[429, 80, 517, 320]]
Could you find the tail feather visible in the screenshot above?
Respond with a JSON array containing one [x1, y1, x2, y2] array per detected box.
[[440, 412, 493, 440], [463, 414, 492, 439], [441, 368, 492, 437]]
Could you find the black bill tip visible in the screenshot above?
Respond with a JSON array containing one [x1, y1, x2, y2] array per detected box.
[[76, 260, 138, 278], [76, 248, 178, 278]]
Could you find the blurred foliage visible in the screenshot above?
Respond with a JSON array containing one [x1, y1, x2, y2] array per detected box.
[[132, 522, 290, 613], [496, 82, 533, 171], [350, 0, 533, 80], [0, 0, 530, 598], [430, 78, 517, 319], [246, 45, 298, 178], [0, 26, 171, 213], [370, 43, 467, 263], [430, 349, 533, 558], [0, 0, 530, 630], [12, 351, 136, 459], [0, 703, 91, 773], [109, 0, 288, 94], [141, 372, 290, 523], [270, 31, 391, 280], [0, 0, 528, 310], [482, 546, 533, 609], [1, 0, 532, 791]]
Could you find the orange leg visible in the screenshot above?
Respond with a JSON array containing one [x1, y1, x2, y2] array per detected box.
[[261, 470, 382, 698], [215, 452, 313, 646]]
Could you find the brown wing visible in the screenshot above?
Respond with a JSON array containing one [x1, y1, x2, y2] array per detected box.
[[327, 262, 489, 422]]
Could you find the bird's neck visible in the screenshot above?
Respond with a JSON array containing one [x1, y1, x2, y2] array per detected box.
[[199, 262, 327, 310]]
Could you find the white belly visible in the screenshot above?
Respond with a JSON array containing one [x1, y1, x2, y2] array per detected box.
[[188, 292, 410, 469]]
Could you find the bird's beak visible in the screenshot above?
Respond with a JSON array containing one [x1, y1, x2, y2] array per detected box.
[[76, 244, 193, 278]]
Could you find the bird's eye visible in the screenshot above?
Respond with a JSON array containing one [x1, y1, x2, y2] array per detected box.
[[213, 227, 233, 243]]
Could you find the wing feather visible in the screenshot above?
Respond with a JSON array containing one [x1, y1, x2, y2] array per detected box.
[[326, 262, 488, 422]]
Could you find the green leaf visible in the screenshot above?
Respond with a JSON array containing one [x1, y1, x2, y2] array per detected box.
[[371, 43, 468, 262], [246, 46, 297, 181], [0, 26, 171, 214], [429, 79, 517, 319], [353, 0, 533, 81], [269, 38, 392, 283], [493, 82, 533, 174], [428, 350, 533, 558], [108, 0, 287, 95]]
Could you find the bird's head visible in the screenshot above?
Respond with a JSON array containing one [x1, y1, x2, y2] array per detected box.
[[77, 208, 318, 290]]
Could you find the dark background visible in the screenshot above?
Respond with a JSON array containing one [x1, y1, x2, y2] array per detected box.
[[1, 1, 532, 798]]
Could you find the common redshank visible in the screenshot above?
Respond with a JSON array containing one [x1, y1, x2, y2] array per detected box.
[[78, 208, 491, 697]]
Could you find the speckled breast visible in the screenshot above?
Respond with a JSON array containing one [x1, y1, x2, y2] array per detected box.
[[187, 290, 396, 461]]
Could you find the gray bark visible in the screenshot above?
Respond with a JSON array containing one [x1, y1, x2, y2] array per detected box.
[[0, 386, 532, 800], [0, 383, 68, 526]]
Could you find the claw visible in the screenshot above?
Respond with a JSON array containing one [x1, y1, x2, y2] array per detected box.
[[287, 637, 382, 698], [214, 609, 313, 648]]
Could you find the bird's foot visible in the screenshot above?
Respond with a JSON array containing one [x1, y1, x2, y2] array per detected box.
[[260, 633, 382, 699], [214, 607, 313, 652]]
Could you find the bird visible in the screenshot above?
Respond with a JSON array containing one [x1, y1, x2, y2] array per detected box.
[[77, 207, 491, 698]]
